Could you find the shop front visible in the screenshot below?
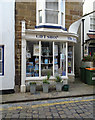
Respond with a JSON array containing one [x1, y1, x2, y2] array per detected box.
[[21, 21, 77, 92]]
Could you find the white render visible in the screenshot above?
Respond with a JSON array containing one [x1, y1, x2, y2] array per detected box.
[[0, 1, 15, 90], [83, 0, 95, 15], [81, 1, 95, 58]]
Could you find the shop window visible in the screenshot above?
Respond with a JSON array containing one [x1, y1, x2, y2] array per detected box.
[[26, 41, 39, 77], [0, 46, 4, 76], [68, 46, 73, 74], [54, 42, 66, 76], [41, 42, 53, 76], [26, 41, 67, 78]]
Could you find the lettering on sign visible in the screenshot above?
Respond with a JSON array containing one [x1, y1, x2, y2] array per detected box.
[[36, 35, 58, 39], [68, 37, 77, 42]]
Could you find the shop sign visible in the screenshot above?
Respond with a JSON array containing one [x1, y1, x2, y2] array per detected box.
[[68, 37, 77, 42], [36, 35, 58, 39]]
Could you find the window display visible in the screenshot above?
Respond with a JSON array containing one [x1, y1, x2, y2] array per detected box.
[[26, 41, 39, 77], [68, 46, 73, 74], [41, 42, 53, 76], [26, 41, 72, 78], [54, 42, 66, 76]]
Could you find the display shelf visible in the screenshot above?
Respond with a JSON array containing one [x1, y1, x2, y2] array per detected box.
[[68, 52, 72, 54], [41, 56, 53, 57], [68, 56, 72, 58], [41, 63, 53, 65]]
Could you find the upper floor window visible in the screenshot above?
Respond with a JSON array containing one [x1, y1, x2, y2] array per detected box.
[[37, 0, 65, 27], [90, 17, 95, 31], [45, 0, 58, 24], [0, 46, 4, 76]]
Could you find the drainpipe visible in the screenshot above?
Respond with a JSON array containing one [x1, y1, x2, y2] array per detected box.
[[82, 19, 85, 58]]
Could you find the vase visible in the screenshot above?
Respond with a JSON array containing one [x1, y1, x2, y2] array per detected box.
[[56, 82, 63, 92], [43, 83, 49, 93], [30, 84, 36, 94]]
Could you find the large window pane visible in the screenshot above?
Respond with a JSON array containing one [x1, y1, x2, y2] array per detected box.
[[41, 42, 53, 76], [54, 42, 66, 76], [61, 0, 64, 12], [61, 13, 63, 26], [46, 1, 58, 10], [39, 10, 42, 23], [46, 10, 58, 24], [26, 41, 39, 77]]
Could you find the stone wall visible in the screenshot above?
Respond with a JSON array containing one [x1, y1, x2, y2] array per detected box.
[[15, 2, 36, 92], [65, 2, 83, 30]]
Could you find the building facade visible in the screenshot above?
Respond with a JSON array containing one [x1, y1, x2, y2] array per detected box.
[[17, 0, 83, 92], [0, 0, 15, 92], [0, 0, 83, 92]]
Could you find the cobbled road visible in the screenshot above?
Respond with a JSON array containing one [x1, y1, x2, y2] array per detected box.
[[1, 96, 95, 119]]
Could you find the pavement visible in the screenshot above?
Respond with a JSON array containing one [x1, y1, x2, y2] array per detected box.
[[1, 78, 95, 104]]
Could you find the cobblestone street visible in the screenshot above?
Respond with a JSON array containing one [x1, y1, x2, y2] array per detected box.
[[1, 96, 95, 119]]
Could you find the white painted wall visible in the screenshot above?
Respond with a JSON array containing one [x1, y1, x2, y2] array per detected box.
[[0, 0, 15, 90], [83, 15, 90, 42], [80, 0, 95, 59], [83, 0, 95, 15]]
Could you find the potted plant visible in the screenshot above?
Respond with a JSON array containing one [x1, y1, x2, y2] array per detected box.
[[43, 79, 50, 93], [30, 82, 36, 94], [42, 72, 50, 93], [81, 55, 93, 67], [55, 75, 63, 92]]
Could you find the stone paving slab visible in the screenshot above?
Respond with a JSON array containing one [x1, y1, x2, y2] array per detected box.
[[1, 79, 95, 104]]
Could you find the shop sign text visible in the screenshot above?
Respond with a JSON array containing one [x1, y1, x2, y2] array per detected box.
[[68, 37, 77, 42], [36, 35, 58, 39]]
